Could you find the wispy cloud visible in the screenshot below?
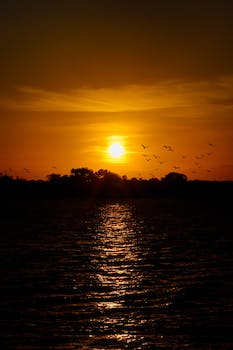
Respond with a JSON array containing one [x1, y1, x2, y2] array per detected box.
[[1, 76, 233, 113]]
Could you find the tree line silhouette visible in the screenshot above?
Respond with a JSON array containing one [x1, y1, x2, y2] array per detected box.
[[0, 168, 232, 199]]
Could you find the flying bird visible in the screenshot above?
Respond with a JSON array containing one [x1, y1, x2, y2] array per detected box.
[[195, 155, 205, 160], [163, 145, 174, 151], [141, 144, 148, 149], [23, 168, 31, 173]]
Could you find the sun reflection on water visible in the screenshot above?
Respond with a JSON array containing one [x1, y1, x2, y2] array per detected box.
[[89, 202, 144, 347]]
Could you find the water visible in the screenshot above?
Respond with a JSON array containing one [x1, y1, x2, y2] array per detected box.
[[0, 198, 232, 349]]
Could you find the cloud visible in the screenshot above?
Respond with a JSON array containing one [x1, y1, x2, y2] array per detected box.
[[1, 76, 233, 113]]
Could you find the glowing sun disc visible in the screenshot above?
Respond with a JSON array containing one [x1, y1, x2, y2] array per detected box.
[[108, 143, 125, 158]]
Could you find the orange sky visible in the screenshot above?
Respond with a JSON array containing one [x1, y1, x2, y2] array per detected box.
[[0, 1, 233, 180]]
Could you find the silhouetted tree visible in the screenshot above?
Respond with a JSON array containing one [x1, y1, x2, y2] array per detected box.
[[95, 169, 126, 197], [0, 168, 232, 199], [162, 172, 187, 184], [47, 173, 62, 182], [70, 167, 97, 196]]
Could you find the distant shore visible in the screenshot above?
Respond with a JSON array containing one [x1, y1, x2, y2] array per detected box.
[[1, 168, 233, 199]]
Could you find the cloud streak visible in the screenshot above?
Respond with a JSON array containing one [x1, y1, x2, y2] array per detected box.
[[1, 76, 233, 113]]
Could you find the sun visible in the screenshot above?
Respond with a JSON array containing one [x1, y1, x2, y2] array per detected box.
[[108, 143, 125, 158]]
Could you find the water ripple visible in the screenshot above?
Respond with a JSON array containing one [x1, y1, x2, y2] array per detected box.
[[0, 199, 232, 349]]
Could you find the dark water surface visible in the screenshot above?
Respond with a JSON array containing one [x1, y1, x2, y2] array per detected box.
[[0, 198, 232, 349]]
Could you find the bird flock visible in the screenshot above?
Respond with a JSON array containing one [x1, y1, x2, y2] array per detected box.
[[139, 142, 216, 178], [1, 144, 216, 179]]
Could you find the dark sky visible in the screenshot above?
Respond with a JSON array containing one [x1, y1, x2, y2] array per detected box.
[[1, 0, 232, 92]]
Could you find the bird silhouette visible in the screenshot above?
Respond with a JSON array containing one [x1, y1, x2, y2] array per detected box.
[[23, 168, 31, 173], [163, 145, 174, 152], [195, 155, 205, 160]]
